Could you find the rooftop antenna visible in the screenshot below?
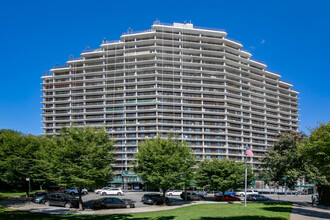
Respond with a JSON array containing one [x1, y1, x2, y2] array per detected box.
[[102, 38, 107, 44], [154, 18, 160, 25]]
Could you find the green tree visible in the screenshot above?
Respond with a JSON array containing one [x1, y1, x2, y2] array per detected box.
[[0, 130, 46, 192], [134, 135, 196, 205], [300, 123, 330, 205], [195, 158, 254, 199], [42, 127, 113, 210], [260, 131, 307, 190]]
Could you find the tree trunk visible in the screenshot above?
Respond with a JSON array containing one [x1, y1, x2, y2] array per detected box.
[[222, 191, 226, 201], [78, 188, 84, 210], [318, 185, 330, 206], [184, 184, 187, 201], [162, 188, 167, 205]]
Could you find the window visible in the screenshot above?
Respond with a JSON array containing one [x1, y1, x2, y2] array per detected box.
[[113, 198, 123, 204], [104, 198, 113, 203]]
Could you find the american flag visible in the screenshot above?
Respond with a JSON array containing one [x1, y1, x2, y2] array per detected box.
[[245, 146, 254, 157]]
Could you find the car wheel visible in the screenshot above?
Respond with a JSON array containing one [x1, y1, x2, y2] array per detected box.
[[240, 194, 244, 197], [83, 191, 87, 195], [117, 192, 122, 196], [153, 200, 157, 205], [65, 203, 71, 208], [169, 193, 173, 196], [126, 204, 130, 208], [44, 201, 50, 206], [102, 192, 107, 196]]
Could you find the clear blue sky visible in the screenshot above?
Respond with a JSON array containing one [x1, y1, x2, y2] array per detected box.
[[0, 0, 329, 135]]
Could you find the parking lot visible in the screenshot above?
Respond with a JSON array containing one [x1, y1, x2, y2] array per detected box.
[[82, 191, 177, 208], [1, 191, 313, 215], [78, 191, 235, 208]]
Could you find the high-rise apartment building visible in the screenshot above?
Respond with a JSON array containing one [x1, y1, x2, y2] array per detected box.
[[41, 21, 299, 175]]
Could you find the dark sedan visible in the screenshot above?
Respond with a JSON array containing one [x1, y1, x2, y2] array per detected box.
[[142, 193, 169, 205], [42, 193, 79, 208], [92, 197, 135, 209], [180, 192, 205, 201]]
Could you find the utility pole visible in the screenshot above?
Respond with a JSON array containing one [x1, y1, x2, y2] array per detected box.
[[244, 154, 247, 207], [26, 178, 30, 198]]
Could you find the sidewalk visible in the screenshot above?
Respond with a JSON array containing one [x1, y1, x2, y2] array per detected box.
[[290, 202, 330, 220]]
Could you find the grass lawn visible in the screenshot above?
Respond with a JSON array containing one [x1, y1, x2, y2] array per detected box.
[[0, 191, 39, 200], [0, 202, 292, 220]]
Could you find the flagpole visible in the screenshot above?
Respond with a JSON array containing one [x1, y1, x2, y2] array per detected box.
[[244, 149, 247, 207]]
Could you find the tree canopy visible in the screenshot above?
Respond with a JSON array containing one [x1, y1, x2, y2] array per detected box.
[[300, 123, 330, 205], [195, 158, 254, 198], [260, 131, 307, 189], [134, 135, 196, 205], [42, 127, 114, 210], [0, 130, 46, 191]]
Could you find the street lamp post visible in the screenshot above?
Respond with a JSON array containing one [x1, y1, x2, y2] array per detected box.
[[26, 178, 30, 198]]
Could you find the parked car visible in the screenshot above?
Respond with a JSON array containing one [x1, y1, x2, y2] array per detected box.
[[30, 191, 48, 204], [180, 192, 205, 201], [247, 194, 271, 201], [195, 190, 207, 196], [100, 188, 124, 196], [95, 187, 111, 194], [235, 190, 259, 197], [165, 190, 183, 196], [142, 193, 169, 205], [215, 191, 236, 196], [214, 194, 241, 201], [92, 197, 135, 209], [64, 188, 88, 195], [42, 193, 79, 208]]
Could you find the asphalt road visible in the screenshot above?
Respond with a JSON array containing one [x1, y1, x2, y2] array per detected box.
[[1, 191, 318, 216], [77, 191, 187, 208], [79, 191, 312, 208], [2, 191, 313, 212]]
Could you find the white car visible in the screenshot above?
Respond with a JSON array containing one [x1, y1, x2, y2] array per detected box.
[[235, 190, 259, 197], [94, 187, 110, 194], [166, 190, 183, 196], [99, 188, 124, 196]]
